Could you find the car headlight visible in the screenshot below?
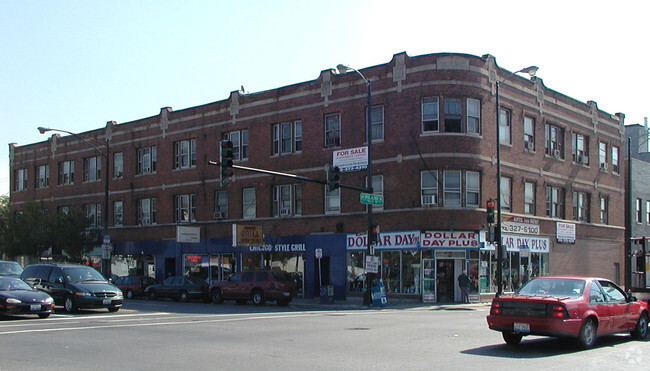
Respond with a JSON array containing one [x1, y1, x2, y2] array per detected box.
[[6, 298, 21, 304], [44, 297, 54, 304], [75, 291, 92, 297]]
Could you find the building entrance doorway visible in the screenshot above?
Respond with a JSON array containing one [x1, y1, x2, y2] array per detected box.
[[436, 259, 455, 302]]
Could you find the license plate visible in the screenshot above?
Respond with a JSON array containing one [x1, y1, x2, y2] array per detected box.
[[514, 322, 530, 333], [30, 304, 41, 311], [102, 299, 112, 305]]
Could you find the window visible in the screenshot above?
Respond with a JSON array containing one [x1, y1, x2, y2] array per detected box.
[[444, 98, 462, 133], [113, 201, 123, 226], [324, 114, 341, 147], [273, 121, 302, 155], [573, 191, 589, 222], [612, 146, 619, 173], [545, 124, 564, 158], [421, 171, 438, 206], [58, 161, 74, 185], [137, 198, 157, 225], [174, 139, 196, 169], [35, 165, 49, 189], [500, 177, 511, 211], [58, 206, 70, 215], [325, 186, 340, 214], [467, 99, 480, 134], [84, 203, 101, 228], [214, 191, 228, 219], [422, 97, 439, 132], [174, 194, 196, 223], [546, 186, 564, 218], [465, 171, 480, 208], [443, 171, 461, 207], [523, 117, 535, 150], [293, 184, 302, 215], [647, 200, 650, 224], [226, 130, 248, 161], [499, 108, 511, 145], [366, 175, 384, 211], [524, 182, 535, 215], [571, 133, 589, 164], [370, 106, 384, 140], [243, 188, 256, 219], [600, 196, 608, 224], [137, 146, 157, 174], [83, 156, 101, 182], [636, 198, 643, 223], [598, 142, 607, 169], [273, 185, 293, 217], [113, 152, 123, 178], [14, 168, 27, 192]]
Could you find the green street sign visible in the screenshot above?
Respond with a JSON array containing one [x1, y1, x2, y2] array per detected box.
[[360, 193, 384, 205]]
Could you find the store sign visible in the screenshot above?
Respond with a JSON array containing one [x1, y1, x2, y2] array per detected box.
[[346, 231, 420, 250], [556, 222, 576, 244], [420, 231, 479, 248], [333, 146, 368, 173], [234, 224, 263, 246], [177, 226, 200, 244], [502, 216, 539, 235], [501, 234, 549, 253]]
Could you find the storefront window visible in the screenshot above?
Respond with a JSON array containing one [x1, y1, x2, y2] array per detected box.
[[382, 251, 401, 294], [401, 250, 421, 294], [347, 251, 365, 292], [183, 254, 235, 282]]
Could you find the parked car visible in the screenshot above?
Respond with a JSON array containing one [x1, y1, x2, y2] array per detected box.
[[487, 276, 649, 348], [0, 260, 23, 277], [114, 275, 157, 299], [0, 276, 54, 319], [209, 269, 296, 306], [20, 263, 123, 313], [145, 276, 209, 302]]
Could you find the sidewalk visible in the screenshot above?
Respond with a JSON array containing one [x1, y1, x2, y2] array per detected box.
[[290, 296, 491, 311]]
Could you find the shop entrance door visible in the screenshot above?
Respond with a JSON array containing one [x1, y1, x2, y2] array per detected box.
[[436, 259, 454, 302], [422, 259, 436, 303]]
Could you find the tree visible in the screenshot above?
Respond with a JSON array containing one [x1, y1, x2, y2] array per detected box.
[[52, 210, 95, 262], [3, 200, 55, 258], [0, 194, 10, 258]]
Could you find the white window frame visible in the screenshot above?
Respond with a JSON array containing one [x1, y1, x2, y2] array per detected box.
[[422, 97, 439, 132], [113, 201, 123, 226], [215, 191, 228, 219], [369, 105, 384, 141], [113, 152, 123, 178], [524, 182, 535, 215], [523, 116, 535, 149], [499, 108, 511, 145], [137, 146, 157, 174], [600, 196, 608, 224], [421, 171, 438, 206], [443, 170, 462, 207], [243, 188, 256, 219], [500, 176, 511, 211], [59, 160, 74, 185], [636, 198, 643, 223], [573, 191, 589, 222], [273, 121, 301, 155], [226, 130, 249, 160], [273, 184, 293, 217], [84, 156, 101, 182], [465, 171, 480, 208], [174, 194, 196, 223], [84, 203, 101, 228], [546, 186, 563, 218], [325, 186, 340, 214], [467, 98, 480, 134], [612, 146, 619, 173], [571, 133, 588, 164], [137, 198, 157, 226], [35, 164, 49, 189], [545, 124, 564, 157], [15, 168, 28, 192], [174, 139, 196, 169], [324, 113, 341, 148]]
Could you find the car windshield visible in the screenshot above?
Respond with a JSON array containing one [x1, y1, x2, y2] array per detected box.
[[517, 277, 586, 298], [0, 262, 23, 275], [0, 278, 33, 291], [271, 271, 293, 283], [64, 267, 107, 283]]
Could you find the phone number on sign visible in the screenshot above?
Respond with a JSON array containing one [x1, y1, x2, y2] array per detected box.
[[502, 222, 539, 235]]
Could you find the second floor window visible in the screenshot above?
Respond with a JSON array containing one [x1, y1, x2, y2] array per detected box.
[[524, 182, 536, 215], [137, 146, 157, 174], [84, 156, 101, 182], [422, 97, 439, 132], [500, 176, 512, 211], [600, 196, 608, 224], [366, 175, 384, 211], [636, 198, 643, 223], [214, 191, 228, 219], [324, 114, 341, 148], [174, 194, 196, 223], [444, 98, 462, 133], [15, 168, 27, 192], [113, 201, 123, 226], [273, 184, 302, 217], [571, 133, 589, 164], [421, 171, 438, 206], [35, 165, 49, 189], [243, 188, 256, 219], [113, 152, 123, 178], [546, 186, 564, 218], [545, 124, 564, 158], [58, 161, 74, 185], [370, 106, 384, 140], [137, 198, 157, 225], [444, 171, 462, 207], [598, 142, 607, 170], [84, 203, 101, 228], [523, 117, 535, 150], [465, 171, 480, 208], [325, 186, 340, 214], [573, 191, 589, 222], [467, 98, 481, 134], [273, 121, 302, 155], [226, 130, 249, 161], [499, 108, 511, 145], [612, 146, 619, 173], [174, 139, 196, 169]]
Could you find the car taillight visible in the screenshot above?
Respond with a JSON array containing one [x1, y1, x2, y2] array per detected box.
[[546, 304, 568, 319], [490, 301, 501, 315]]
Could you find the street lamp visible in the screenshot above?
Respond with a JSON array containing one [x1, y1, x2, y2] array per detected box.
[[336, 64, 375, 305], [495, 65, 538, 297], [38, 126, 111, 276]]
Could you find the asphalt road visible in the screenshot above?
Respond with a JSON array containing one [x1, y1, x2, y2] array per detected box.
[[1, 299, 649, 370]]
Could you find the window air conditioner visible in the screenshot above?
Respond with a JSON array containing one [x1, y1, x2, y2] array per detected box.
[[525, 141, 534, 150], [578, 155, 588, 165], [553, 149, 561, 158], [213, 211, 225, 220], [421, 195, 437, 206], [600, 162, 608, 170], [280, 208, 291, 216]]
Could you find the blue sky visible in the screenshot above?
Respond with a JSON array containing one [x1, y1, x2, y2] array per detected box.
[[2, 0, 649, 195]]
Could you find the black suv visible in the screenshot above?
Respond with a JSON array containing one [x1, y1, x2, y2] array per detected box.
[[21, 263, 123, 313]]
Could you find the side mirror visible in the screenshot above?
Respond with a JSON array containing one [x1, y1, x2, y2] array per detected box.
[[55, 277, 64, 284], [627, 290, 637, 302]]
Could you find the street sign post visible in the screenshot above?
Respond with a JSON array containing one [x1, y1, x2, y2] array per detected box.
[[360, 193, 383, 205]]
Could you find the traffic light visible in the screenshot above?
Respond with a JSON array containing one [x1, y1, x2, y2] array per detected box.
[[220, 140, 234, 185], [369, 224, 380, 245], [327, 165, 340, 191], [486, 199, 495, 225]]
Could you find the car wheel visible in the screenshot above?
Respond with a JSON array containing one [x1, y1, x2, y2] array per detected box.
[[211, 289, 224, 304], [577, 318, 597, 349], [277, 298, 290, 307], [502, 332, 523, 345], [252, 290, 265, 306], [108, 307, 119, 313], [235, 299, 247, 305], [178, 290, 189, 302], [631, 312, 648, 340], [38, 313, 50, 319], [148, 290, 157, 300], [64, 295, 78, 313], [126, 290, 134, 299]]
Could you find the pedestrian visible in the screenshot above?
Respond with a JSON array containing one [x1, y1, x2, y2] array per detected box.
[[458, 270, 471, 303]]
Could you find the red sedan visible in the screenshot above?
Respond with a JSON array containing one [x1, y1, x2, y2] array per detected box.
[[487, 276, 648, 348]]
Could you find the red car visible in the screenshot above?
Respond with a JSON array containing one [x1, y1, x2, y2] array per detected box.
[[113, 275, 157, 299], [209, 270, 296, 306], [487, 276, 649, 348]]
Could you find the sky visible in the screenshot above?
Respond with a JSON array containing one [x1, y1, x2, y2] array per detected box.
[[1, 0, 649, 196]]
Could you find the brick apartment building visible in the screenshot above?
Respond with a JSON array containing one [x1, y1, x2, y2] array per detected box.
[[9, 52, 626, 302]]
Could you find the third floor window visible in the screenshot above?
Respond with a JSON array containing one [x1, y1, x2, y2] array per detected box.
[[84, 156, 101, 182], [174, 139, 197, 169], [226, 130, 249, 161], [545, 124, 564, 158], [273, 121, 302, 155], [58, 160, 74, 185], [422, 97, 481, 134], [137, 146, 157, 175], [324, 113, 341, 148], [35, 164, 49, 189], [571, 133, 589, 165]]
